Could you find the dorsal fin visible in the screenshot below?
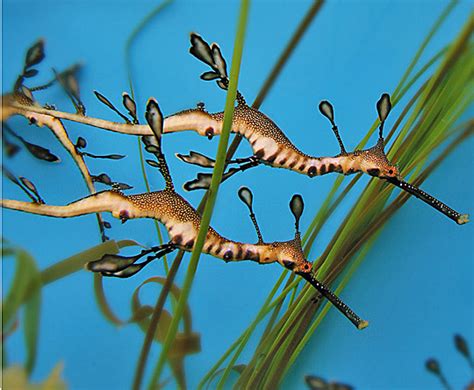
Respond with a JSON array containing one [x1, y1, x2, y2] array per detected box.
[[318, 100, 347, 155], [238, 187, 263, 243], [289, 194, 304, 239], [144, 98, 174, 190], [376, 93, 391, 139]]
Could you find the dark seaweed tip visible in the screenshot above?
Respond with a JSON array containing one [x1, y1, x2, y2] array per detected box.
[[189, 32, 215, 68], [64, 72, 80, 98], [318, 100, 335, 124], [23, 69, 39, 78], [94, 90, 114, 109], [3, 139, 20, 158], [25, 39, 45, 69], [94, 90, 130, 123], [145, 98, 164, 141], [145, 144, 160, 154], [92, 173, 112, 185], [122, 92, 138, 123], [200, 71, 220, 81], [75, 136, 87, 149], [454, 334, 471, 359], [146, 159, 160, 168], [425, 358, 440, 374], [304, 375, 326, 390], [24, 141, 59, 162], [210, 43, 228, 79], [99, 154, 125, 160], [112, 182, 133, 191], [376, 93, 392, 123], [290, 194, 304, 230], [216, 79, 228, 91], [238, 187, 253, 210], [183, 172, 212, 191]]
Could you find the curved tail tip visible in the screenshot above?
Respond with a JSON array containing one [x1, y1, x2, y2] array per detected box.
[[457, 214, 469, 225], [358, 320, 369, 330]]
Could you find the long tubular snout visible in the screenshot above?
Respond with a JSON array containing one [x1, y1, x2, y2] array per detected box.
[[297, 271, 369, 330], [385, 177, 469, 225]]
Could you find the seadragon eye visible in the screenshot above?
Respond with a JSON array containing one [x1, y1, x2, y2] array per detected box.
[[205, 127, 214, 140]]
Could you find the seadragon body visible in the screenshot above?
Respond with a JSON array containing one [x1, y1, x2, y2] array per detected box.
[[2, 97, 367, 330], [2, 188, 307, 270]]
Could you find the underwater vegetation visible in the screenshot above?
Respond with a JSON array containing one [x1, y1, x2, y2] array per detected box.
[[2, 1, 473, 389], [425, 334, 474, 390]]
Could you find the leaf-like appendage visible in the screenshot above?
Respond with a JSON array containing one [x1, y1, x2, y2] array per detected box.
[[23, 69, 39, 78], [211, 43, 228, 79], [189, 33, 215, 68], [376, 93, 391, 123], [24, 141, 59, 162], [146, 159, 160, 168], [454, 334, 471, 361], [176, 151, 215, 168], [122, 92, 137, 122], [200, 71, 221, 81], [92, 173, 112, 185], [94, 90, 116, 110], [76, 136, 87, 149], [318, 100, 334, 124], [145, 98, 163, 141], [183, 173, 213, 191], [425, 358, 440, 374], [87, 253, 140, 273], [290, 194, 304, 228], [216, 79, 228, 90], [25, 40, 45, 69], [304, 375, 327, 390], [238, 187, 253, 210], [19, 177, 44, 203]]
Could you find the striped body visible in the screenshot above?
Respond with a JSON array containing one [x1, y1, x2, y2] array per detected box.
[[1, 190, 310, 271], [165, 102, 397, 178], [5, 94, 396, 178]]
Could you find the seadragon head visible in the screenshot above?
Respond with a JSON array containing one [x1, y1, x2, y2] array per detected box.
[[319, 94, 467, 224], [319, 93, 399, 179], [354, 138, 399, 179], [237, 187, 368, 329]]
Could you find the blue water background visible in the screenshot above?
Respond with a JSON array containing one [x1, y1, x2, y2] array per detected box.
[[2, 1, 473, 389]]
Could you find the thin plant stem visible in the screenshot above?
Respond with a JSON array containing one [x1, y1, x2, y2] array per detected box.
[[147, 2, 250, 387]]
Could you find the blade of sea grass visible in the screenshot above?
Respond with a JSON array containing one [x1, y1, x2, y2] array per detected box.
[[283, 123, 473, 378], [134, 1, 323, 387], [248, 11, 457, 348], [18, 250, 41, 376], [124, 0, 175, 274], [237, 4, 470, 386], [2, 247, 41, 376], [262, 31, 473, 388], [132, 252, 184, 390], [146, 2, 250, 387], [199, 2, 327, 385]]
